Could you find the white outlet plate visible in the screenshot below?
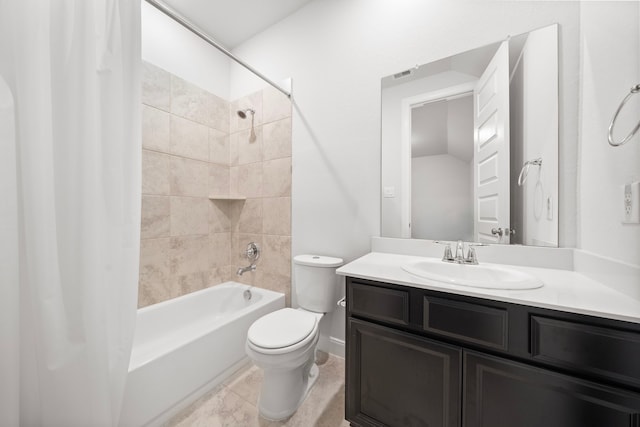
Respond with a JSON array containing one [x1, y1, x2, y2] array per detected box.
[[622, 181, 640, 224]]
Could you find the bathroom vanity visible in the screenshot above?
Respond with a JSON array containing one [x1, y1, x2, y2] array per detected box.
[[338, 252, 640, 427]]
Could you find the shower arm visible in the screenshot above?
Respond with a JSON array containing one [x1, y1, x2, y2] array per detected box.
[[144, 0, 291, 99]]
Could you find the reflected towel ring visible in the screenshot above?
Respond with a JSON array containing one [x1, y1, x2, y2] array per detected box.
[[608, 84, 640, 147], [517, 158, 542, 186]]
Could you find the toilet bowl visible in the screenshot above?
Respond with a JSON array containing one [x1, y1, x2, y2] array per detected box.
[[246, 308, 323, 420], [245, 254, 343, 421]]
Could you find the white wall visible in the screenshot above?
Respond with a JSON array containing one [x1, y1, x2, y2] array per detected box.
[[229, 0, 581, 354], [510, 25, 559, 247], [412, 155, 473, 241], [578, 1, 640, 266], [141, 2, 231, 100]]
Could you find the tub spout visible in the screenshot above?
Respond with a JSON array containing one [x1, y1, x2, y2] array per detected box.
[[237, 264, 256, 276]]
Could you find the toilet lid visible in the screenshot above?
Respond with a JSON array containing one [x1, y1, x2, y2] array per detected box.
[[248, 308, 317, 349]]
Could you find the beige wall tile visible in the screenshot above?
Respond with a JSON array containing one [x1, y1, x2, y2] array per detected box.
[[262, 157, 291, 197], [263, 118, 291, 161], [138, 238, 173, 307], [229, 166, 239, 196], [171, 75, 211, 126], [262, 271, 291, 306], [229, 133, 239, 166], [211, 232, 231, 268], [262, 234, 291, 278], [260, 234, 292, 304], [142, 105, 170, 152], [262, 197, 291, 236], [227, 199, 242, 233], [141, 195, 170, 239], [140, 65, 297, 309], [230, 91, 263, 133], [209, 200, 231, 233], [176, 271, 209, 295], [209, 94, 230, 133], [263, 85, 291, 123], [142, 150, 170, 195], [236, 163, 263, 198], [141, 61, 171, 111], [169, 156, 209, 197], [170, 196, 209, 236], [237, 198, 263, 234], [235, 126, 263, 165], [170, 235, 211, 277], [209, 128, 229, 165], [170, 116, 209, 161], [208, 266, 232, 287], [209, 163, 230, 196]]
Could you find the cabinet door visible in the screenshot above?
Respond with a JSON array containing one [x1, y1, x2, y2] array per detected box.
[[464, 351, 640, 427], [347, 318, 461, 427]]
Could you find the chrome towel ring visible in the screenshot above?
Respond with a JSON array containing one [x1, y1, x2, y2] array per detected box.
[[517, 158, 542, 186], [608, 83, 640, 147]]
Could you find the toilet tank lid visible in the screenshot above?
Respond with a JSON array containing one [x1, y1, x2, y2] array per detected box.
[[294, 254, 343, 267]]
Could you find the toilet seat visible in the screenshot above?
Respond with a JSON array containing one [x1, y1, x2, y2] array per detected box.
[[247, 308, 319, 355]]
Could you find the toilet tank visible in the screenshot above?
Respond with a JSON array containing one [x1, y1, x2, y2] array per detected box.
[[293, 255, 344, 313]]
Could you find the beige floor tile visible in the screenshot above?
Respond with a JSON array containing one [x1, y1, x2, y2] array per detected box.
[[167, 354, 348, 427], [225, 365, 263, 407]]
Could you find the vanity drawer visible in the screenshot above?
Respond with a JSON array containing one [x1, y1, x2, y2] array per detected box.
[[348, 281, 410, 326], [531, 316, 640, 389], [423, 296, 508, 350]]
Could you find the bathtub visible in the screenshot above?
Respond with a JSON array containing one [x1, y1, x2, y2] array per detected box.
[[119, 282, 285, 427]]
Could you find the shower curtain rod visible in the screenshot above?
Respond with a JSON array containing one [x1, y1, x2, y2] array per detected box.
[[144, 0, 291, 98]]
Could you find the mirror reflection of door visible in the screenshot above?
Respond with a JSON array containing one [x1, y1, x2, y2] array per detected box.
[[408, 41, 511, 243], [473, 40, 510, 244]]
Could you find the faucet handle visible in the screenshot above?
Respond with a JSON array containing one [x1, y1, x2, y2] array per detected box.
[[442, 244, 454, 262], [465, 246, 479, 265]]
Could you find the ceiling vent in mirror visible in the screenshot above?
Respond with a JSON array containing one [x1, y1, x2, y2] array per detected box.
[[393, 69, 413, 80]]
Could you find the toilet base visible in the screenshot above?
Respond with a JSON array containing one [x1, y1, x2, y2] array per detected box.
[[258, 363, 320, 421]]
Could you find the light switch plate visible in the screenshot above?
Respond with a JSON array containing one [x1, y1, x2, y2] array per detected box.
[[622, 181, 640, 224]]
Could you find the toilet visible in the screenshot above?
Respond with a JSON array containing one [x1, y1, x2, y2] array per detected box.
[[245, 254, 343, 421]]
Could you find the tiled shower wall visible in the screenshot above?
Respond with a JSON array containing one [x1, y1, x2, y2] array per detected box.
[[139, 61, 292, 308]]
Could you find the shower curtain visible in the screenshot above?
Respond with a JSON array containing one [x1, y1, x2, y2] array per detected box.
[[0, 0, 141, 426]]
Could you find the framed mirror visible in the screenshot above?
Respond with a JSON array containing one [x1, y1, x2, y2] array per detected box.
[[381, 24, 558, 247]]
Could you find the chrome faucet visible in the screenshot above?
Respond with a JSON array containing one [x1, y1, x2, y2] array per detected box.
[[237, 242, 260, 276], [237, 264, 257, 276], [440, 240, 479, 265], [454, 240, 465, 263]]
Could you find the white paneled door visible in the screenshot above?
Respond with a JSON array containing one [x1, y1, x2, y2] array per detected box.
[[473, 41, 510, 243]]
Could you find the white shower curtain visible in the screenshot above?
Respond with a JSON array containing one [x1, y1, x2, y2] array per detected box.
[[0, 0, 141, 426]]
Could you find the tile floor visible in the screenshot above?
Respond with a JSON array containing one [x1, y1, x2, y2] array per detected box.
[[167, 353, 349, 427]]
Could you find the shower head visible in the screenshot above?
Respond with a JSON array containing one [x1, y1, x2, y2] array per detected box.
[[237, 108, 255, 119]]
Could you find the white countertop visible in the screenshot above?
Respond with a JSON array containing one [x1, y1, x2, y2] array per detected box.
[[336, 252, 640, 325]]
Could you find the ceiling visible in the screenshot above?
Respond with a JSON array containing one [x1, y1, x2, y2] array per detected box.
[[160, 0, 314, 49]]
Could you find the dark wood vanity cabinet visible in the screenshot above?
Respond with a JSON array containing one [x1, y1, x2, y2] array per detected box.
[[345, 277, 640, 427], [347, 319, 461, 427]]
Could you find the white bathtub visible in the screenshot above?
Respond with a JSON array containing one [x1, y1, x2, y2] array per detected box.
[[119, 282, 285, 427]]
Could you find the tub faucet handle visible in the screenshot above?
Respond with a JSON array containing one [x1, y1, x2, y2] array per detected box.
[[245, 242, 260, 262]]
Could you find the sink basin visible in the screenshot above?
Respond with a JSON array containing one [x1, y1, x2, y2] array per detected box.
[[402, 259, 543, 290]]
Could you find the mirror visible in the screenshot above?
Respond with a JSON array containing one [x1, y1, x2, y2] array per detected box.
[[381, 24, 559, 247]]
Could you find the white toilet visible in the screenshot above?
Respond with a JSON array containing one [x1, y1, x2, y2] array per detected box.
[[245, 254, 343, 421]]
